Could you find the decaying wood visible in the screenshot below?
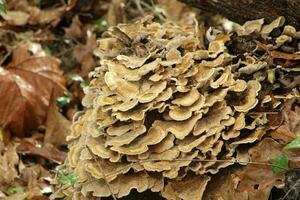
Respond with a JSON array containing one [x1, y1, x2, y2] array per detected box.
[[180, 0, 300, 29]]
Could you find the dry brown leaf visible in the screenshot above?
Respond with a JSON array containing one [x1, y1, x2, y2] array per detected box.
[[0, 10, 30, 26], [157, 0, 194, 25], [3, 0, 77, 27], [80, 52, 96, 77], [17, 138, 66, 164], [44, 98, 71, 146], [0, 141, 19, 184], [73, 30, 97, 77], [267, 112, 284, 130], [162, 175, 210, 200], [0, 42, 66, 137], [203, 167, 270, 200], [270, 100, 300, 143], [27, 6, 67, 26], [203, 138, 285, 200], [21, 164, 53, 199], [237, 138, 285, 195], [64, 15, 83, 39]]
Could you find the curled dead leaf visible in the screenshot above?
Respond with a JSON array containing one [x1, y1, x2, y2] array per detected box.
[[0, 42, 66, 137]]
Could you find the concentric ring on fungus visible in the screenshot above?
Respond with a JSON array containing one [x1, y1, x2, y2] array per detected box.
[[62, 16, 300, 200]]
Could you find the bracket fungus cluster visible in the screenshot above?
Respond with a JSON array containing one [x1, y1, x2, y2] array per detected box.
[[62, 16, 300, 199]]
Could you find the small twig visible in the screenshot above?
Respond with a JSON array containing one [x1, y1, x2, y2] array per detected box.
[[86, 145, 117, 200], [94, 158, 288, 180], [281, 179, 300, 200], [0, 50, 11, 66], [136, 158, 288, 171]]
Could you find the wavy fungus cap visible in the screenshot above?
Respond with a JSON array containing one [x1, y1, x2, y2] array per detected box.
[[61, 16, 298, 200]]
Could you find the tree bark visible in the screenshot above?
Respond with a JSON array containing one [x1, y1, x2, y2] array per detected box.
[[179, 0, 300, 29]]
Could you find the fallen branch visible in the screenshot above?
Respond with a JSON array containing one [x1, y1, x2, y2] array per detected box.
[[179, 0, 300, 29]]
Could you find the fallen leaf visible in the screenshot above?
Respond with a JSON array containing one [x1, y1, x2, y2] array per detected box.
[[0, 10, 29, 26], [267, 112, 284, 130], [285, 136, 300, 150], [80, 52, 96, 77], [157, 0, 191, 24], [27, 6, 67, 26], [64, 15, 83, 39], [270, 155, 289, 175], [162, 175, 210, 200], [204, 138, 285, 200], [17, 138, 66, 164], [3, 0, 77, 27], [237, 138, 285, 195], [0, 141, 19, 184], [283, 131, 300, 169], [0, 42, 66, 137], [72, 30, 97, 77], [44, 99, 71, 146], [203, 167, 268, 200], [271, 51, 300, 60], [270, 100, 300, 143], [20, 164, 53, 198]]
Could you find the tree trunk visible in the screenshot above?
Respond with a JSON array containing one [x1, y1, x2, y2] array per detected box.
[[179, 0, 300, 29]]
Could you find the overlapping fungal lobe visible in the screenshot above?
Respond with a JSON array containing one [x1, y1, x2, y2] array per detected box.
[[63, 16, 300, 200]]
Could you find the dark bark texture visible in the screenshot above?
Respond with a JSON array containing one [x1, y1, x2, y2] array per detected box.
[[180, 0, 300, 29]]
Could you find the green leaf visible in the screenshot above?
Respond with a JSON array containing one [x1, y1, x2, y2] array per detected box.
[[284, 136, 300, 150], [270, 155, 288, 175], [56, 92, 71, 108], [95, 18, 107, 31], [6, 186, 25, 195], [43, 45, 52, 55], [0, 3, 6, 13], [56, 169, 79, 186]]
